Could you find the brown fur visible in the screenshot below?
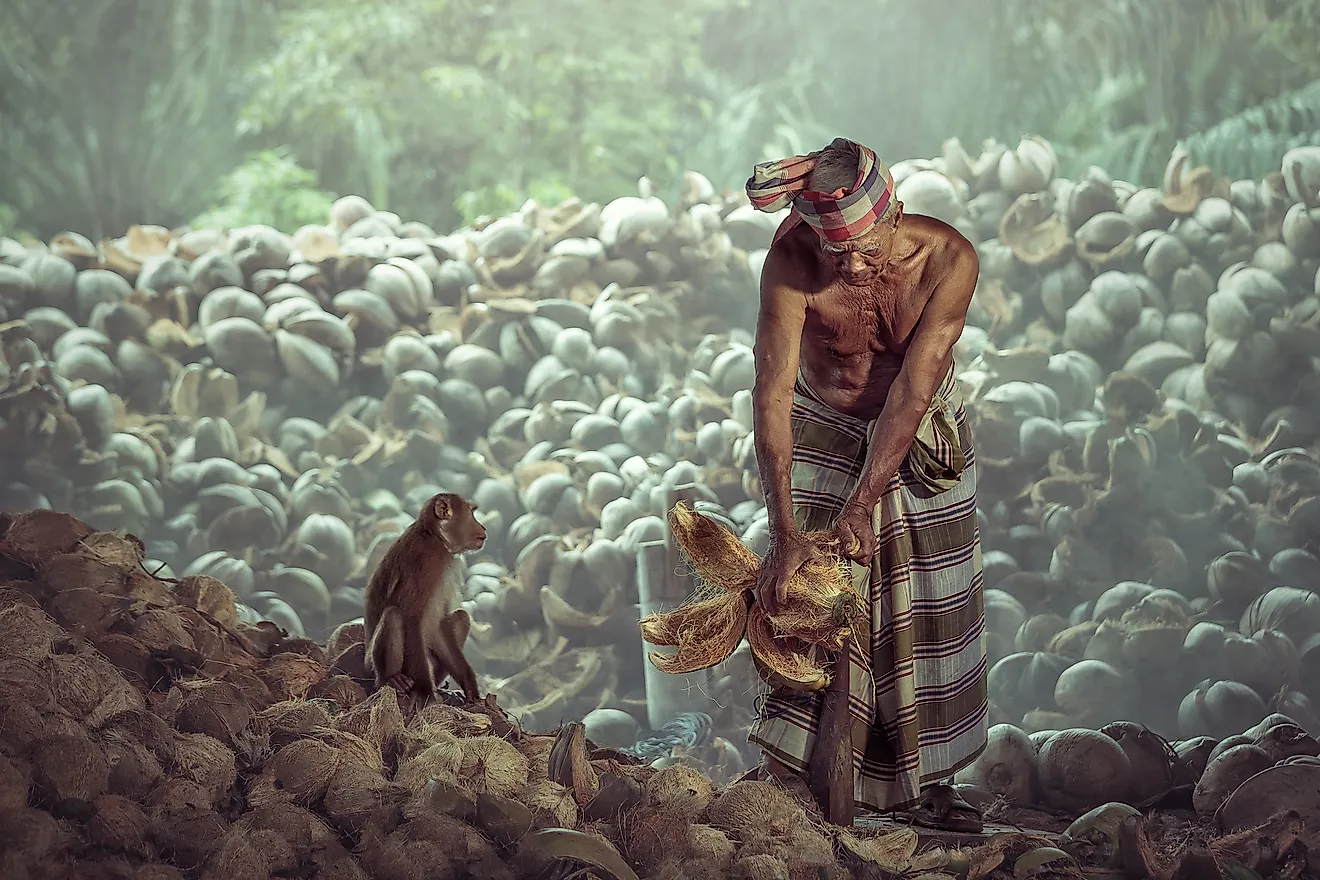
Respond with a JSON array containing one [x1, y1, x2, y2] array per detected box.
[[363, 492, 486, 704]]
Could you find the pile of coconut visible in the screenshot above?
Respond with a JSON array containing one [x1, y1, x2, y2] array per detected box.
[[0, 507, 1310, 880]]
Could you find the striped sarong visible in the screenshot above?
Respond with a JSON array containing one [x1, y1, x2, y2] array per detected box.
[[748, 366, 988, 812]]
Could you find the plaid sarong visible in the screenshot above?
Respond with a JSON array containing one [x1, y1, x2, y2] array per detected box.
[[745, 138, 895, 243], [748, 366, 988, 812]]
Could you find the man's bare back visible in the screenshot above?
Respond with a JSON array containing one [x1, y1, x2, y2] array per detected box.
[[765, 213, 973, 421]]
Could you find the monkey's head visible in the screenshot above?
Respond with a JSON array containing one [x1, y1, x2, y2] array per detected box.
[[425, 492, 487, 553]]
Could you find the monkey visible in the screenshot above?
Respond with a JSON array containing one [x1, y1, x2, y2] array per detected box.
[[363, 492, 486, 704]]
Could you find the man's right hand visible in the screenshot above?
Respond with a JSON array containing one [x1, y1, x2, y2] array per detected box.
[[755, 528, 821, 615]]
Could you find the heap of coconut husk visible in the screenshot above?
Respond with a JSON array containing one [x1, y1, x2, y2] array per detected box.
[[0, 506, 1309, 880]]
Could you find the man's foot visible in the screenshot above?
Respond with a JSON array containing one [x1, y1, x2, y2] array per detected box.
[[906, 783, 984, 833]]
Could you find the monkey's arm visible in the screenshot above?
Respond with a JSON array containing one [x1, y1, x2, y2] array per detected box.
[[429, 609, 481, 704]]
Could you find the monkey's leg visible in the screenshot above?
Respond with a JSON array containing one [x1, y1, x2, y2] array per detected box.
[[432, 611, 481, 703], [367, 607, 415, 695]]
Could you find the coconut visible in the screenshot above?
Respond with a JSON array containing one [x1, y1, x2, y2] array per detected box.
[[334, 685, 405, 763], [644, 761, 716, 819], [132, 609, 195, 652], [31, 730, 111, 806], [220, 667, 276, 710], [0, 753, 32, 812], [687, 823, 736, 867], [1100, 721, 1175, 803], [455, 736, 529, 796], [411, 703, 493, 737], [953, 722, 1036, 802], [1253, 721, 1320, 763], [133, 866, 186, 880], [202, 827, 296, 879], [326, 621, 364, 661], [104, 734, 166, 802], [731, 852, 791, 880], [173, 680, 251, 746], [260, 652, 326, 700], [254, 699, 333, 747], [322, 764, 406, 833], [170, 732, 238, 809], [1036, 728, 1133, 812], [626, 801, 698, 873], [103, 707, 177, 767], [706, 780, 807, 839], [393, 736, 465, 794], [307, 674, 368, 710], [93, 634, 153, 686], [0, 602, 64, 661], [519, 779, 580, 829], [0, 804, 80, 860], [1192, 743, 1273, 815], [515, 734, 556, 781], [1054, 659, 1130, 718], [88, 794, 152, 857], [270, 738, 341, 804], [147, 800, 229, 870], [315, 727, 386, 776]]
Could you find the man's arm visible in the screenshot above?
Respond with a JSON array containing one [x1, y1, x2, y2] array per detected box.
[[752, 259, 808, 537], [847, 241, 979, 511]]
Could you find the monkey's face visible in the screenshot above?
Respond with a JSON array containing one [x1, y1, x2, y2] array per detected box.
[[430, 493, 487, 553]]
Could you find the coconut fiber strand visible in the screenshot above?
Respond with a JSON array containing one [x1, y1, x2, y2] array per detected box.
[[639, 502, 862, 691]]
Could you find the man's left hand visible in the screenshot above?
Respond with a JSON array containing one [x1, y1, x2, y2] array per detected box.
[[832, 500, 876, 567]]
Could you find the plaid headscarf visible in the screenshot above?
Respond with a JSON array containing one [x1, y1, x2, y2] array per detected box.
[[746, 138, 894, 243]]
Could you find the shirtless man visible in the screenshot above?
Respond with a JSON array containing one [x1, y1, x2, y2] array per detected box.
[[745, 138, 988, 829]]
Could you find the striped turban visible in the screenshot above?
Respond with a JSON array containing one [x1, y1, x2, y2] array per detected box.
[[745, 138, 895, 243]]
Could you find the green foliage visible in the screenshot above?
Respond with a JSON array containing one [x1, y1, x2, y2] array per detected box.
[[192, 149, 337, 233], [454, 179, 576, 227], [0, 0, 278, 239], [240, 0, 724, 231]]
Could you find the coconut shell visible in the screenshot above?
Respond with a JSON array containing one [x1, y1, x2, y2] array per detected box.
[[625, 801, 697, 872], [133, 609, 195, 652], [254, 699, 333, 747], [0, 602, 64, 661], [706, 780, 807, 839], [0, 804, 81, 860], [456, 736, 529, 797], [260, 652, 325, 701], [169, 732, 238, 809], [148, 801, 228, 870], [172, 574, 239, 630], [516, 735, 555, 782], [203, 827, 296, 879], [393, 809, 509, 875], [0, 704, 83, 756], [0, 510, 93, 567], [732, 853, 790, 880], [394, 737, 465, 794], [322, 764, 406, 833], [103, 707, 178, 767], [172, 607, 230, 664], [31, 730, 110, 806], [49, 652, 146, 728], [1036, 728, 1134, 812], [307, 673, 367, 710], [411, 703, 492, 737], [519, 779, 580, 829], [236, 801, 337, 855], [643, 762, 715, 820], [326, 621, 364, 660], [104, 733, 166, 802], [270, 739, 340, 805], [315, 727, 386, 775], [92, 633, 154, 686], [220, 668, 275, 710], [334, 685, 405, 764], [0, 753, 32, 812], [88, 794, 152, 857], [173, 680, 252, 745]]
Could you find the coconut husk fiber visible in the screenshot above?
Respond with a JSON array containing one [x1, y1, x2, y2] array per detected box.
[[0, 506, 1276, 880], [640, 503, 863, 692]]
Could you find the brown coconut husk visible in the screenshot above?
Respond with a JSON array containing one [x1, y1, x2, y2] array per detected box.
[[738, 827, 844, 880], [314, 727, 386, 776], [88, 794, 152, 857], [147, 801, 228, 870], [31, 730, 111, 806], [254, 699, 333, 747], [133, 609, 195, 653], [322, 765, 406, 834], [132, 865, 185, 880], [171, 574, 239, 631], [260, 652, 326, 701], [0, 510, 93, 568], [103, 707, 178, 767], [201, 827, 296, 879], [731, 852, 790, 880], [410, 702, 492, 737], [393, 736, 465, 794], [49, 651, 146, 728], [0, 752, 32, 812], [270, 636, 328, 665], [334, 685, 405, 765], [624, 801, 701, 873], [706, 780, 808, 839], [172, 680, 251, 745], [644, 762, 715, 820], [516, 734, 555, 782], [236, 801, 338, 855], [307, 673, 368, 710], [169, 733, 237, 809], [519, 779, 580, 829], [91, 633, 154, 686], [104, 734, 166, 802], [219, 668, 276, 710], [267, 739, 339, 806], [0, 601, 65, 660], [393, 807, 509, 875], [455, 736, 530, 797], [0, 804, 82, 860], [326, 621, 364, 660]]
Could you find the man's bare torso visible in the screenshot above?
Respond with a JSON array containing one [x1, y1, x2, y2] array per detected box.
[[765, 214, 969, 420]]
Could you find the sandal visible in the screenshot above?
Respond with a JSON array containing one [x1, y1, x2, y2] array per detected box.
[[907, 783, 984, 833]]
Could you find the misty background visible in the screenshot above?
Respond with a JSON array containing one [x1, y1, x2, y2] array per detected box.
[[2, 0, 1319, 241]]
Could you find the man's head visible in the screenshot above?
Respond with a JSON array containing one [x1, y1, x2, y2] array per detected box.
[[807, 142, 904, 284], [745, 137, 902, 283]]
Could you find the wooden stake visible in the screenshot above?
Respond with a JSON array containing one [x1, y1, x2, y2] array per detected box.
[[808, 648, 855, 825]]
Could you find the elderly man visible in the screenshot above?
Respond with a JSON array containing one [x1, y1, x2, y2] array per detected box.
[[744, 138, 987, 830]]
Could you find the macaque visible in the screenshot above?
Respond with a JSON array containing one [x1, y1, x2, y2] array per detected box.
[[363, 492, 486, 704]]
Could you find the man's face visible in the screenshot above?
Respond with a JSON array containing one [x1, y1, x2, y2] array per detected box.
[[819, 206, 902, 285]]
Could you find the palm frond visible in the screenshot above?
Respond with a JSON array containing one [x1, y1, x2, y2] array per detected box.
[[1181, 78, 1320, 179]]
